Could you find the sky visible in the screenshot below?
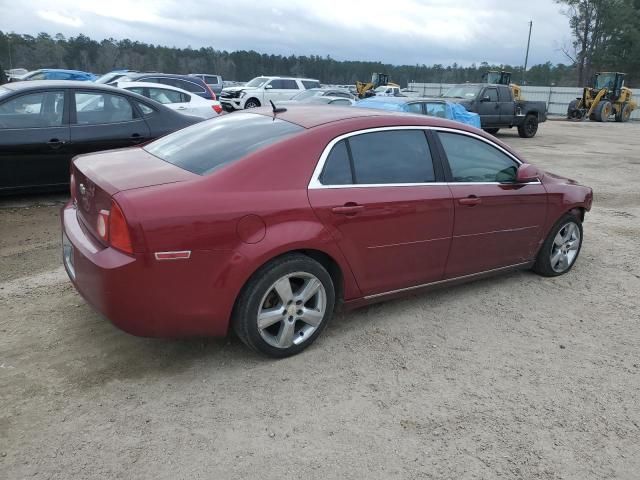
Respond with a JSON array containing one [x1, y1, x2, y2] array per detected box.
[[0, 0, 573, 67]]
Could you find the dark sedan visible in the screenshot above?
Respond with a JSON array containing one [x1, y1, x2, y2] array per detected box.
[[0, 81, 201, 194]]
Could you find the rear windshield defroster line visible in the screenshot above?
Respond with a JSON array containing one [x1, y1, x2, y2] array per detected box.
[[144, 113, 303, 175]]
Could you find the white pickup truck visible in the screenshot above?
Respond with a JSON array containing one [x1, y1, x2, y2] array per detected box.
[[220, 76, 321, 111]]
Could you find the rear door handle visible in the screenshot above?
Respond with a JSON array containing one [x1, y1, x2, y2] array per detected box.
[[458, 196, 481, 206], [332, 204, 365, 215]]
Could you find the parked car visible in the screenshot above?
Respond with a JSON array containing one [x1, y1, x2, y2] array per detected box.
[[118, 81, 222, 118], [219, 76, 321, 111], [95, 70, 138, 85], [373, 85, 403, 97], [61, 105, 593, 358], [0, 81, 201, 194], [189, 74, 224, 97], [19, 69, 97, 82], [279, 96, 355, 106], [442, 83, 547, 137], [354, 96, 481, 128], [285, 88, 355, 101], [115, 73, 217, 100]]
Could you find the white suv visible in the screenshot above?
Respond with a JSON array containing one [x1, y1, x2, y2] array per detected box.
[[220, 76, 320, 111]]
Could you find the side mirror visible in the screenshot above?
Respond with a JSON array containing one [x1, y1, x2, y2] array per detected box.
[[480, 96, 491, 102], [516, 163, 541, 183], [265, 84, 273, 89]]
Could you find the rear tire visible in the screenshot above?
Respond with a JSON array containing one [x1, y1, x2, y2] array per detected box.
[[232, 254, 335, 358], [593, 100, 612, 122], [517, 114, 538, 138], [533, 214, 583, 277], [567, 99, 583, 120], [615, 102, 632, 123], [483, 128, 500, 135]]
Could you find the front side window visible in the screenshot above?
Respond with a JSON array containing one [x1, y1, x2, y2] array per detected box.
[[245, 77, 270, 88], [438, 132, 518, 183], [320, 130, 435, 185], [144, 113, 303, 176], [0, 91, 65, 128], [74, 92, 134, 124], [484, 88, 499, 102], [405, 103, 423, 114]]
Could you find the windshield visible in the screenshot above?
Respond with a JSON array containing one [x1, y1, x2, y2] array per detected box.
[[292, 90, 322, 100], [95, 72, 126, 84], [245, 77, 269, 88], [443, 85, 482, 99], [144, 113, 303, 175], [595, 73, 616, 90]]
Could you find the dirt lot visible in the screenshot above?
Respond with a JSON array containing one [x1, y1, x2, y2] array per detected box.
[[1, 120, 639, 480]]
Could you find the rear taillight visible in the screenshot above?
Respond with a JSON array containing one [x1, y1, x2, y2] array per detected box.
[[94, 200, 134, 254], [70, 173, 76, 201], [109, 200, 133, 254], [206, 84, 216, 100], [213, 104, 222, 114]]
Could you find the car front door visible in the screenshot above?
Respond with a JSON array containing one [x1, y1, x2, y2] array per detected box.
[[497, 85, 515, 125], [435, 130, 547, 278], [70, 90, 151, 155], [0, 89, 71, 192], [477, 87, 500, 126], [308, 128, 454, 296]]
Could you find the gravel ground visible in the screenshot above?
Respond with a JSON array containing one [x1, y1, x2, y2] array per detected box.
[[1, 120, 639, 480]]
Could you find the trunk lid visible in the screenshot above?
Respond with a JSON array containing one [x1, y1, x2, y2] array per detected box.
[[72, 147, 197, 245]]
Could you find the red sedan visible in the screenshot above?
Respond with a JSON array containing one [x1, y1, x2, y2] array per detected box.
[[61, 107, 593, 357]]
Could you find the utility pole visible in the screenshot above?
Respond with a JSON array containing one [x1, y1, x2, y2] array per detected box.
[[522, 21, 533, 85]]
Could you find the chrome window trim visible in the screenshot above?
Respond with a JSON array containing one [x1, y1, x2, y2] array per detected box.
[[308, 126, 531, 190]]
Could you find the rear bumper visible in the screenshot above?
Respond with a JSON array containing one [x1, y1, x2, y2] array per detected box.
[[61, 203, 236, 337]]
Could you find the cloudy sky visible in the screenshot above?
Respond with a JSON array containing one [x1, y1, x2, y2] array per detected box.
[[0, 0, 572, 67]]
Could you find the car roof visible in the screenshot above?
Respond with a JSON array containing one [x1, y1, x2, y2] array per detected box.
[[35, 69, 93, 75], [118, 81, 193, 94], [124, 73, 201, 80], [2, 80, 128, 92], [250, 105, 453, 128], [257, 76, 319, 81]]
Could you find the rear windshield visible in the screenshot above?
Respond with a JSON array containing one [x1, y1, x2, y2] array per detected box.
[[144, 113, 303, 175], [0, 86, 9, 99]]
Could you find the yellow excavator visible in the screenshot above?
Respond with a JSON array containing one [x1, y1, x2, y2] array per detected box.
[[482, 70, 523, 100], [567, 72, 636, 122], [355, 73, 400, 98]]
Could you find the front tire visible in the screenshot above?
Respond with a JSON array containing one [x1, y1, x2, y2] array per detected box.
[[232, 254, 335, 358], [244, 98, 261, 109], [533, 214, 583, 277], [517, 114, 538, 138], [593, 100, 612, 122]]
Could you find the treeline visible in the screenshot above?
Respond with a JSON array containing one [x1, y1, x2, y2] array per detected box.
[[0, 28, 635, 87]]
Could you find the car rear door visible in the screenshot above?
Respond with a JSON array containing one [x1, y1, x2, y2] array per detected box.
[[434, 130, 547, 278], [308, 128, 454, 296], [70, 90, 151, 156], [0, 89, 71, 191], [477, 87, 500, 126]]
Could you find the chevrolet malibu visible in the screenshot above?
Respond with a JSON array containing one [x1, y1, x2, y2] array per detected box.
[[62, 107, 593, 357]]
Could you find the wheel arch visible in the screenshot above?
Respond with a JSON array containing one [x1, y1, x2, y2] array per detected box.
[[244, 97, 261, 107]]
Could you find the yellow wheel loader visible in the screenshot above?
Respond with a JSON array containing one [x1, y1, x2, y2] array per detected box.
[[482, 71, 523, 101], [567, 72, 636, 122], [355, 73, 399, 98]]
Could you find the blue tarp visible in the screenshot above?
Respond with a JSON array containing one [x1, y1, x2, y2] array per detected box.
[[447, 102, 481, 128]]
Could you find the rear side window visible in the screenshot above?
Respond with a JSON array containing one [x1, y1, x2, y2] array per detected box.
[[320, 130, 435, 185], [174, 79, 205, 93], [144, 113, 303, 175], [302, 80, 321, 89], [74, 92, 134, 124], [204, 76, 220, 85], [0, 91, 65, 128]]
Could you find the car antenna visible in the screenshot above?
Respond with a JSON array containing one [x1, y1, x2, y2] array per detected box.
[[270, 100, 287, 116]]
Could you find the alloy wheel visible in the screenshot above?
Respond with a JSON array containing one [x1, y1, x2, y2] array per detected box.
[[550, 222, 581, 273], [257, 272, 327, 349]]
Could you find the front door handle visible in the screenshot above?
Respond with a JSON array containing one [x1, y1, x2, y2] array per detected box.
[[332, 203, 365, 215], [130, 133, 145, 143], [47, 138, 65, 149], [458, 196, 481, 206]]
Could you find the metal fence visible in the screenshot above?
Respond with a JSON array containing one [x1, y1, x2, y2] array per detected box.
[[407, 83, 640, 120]]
